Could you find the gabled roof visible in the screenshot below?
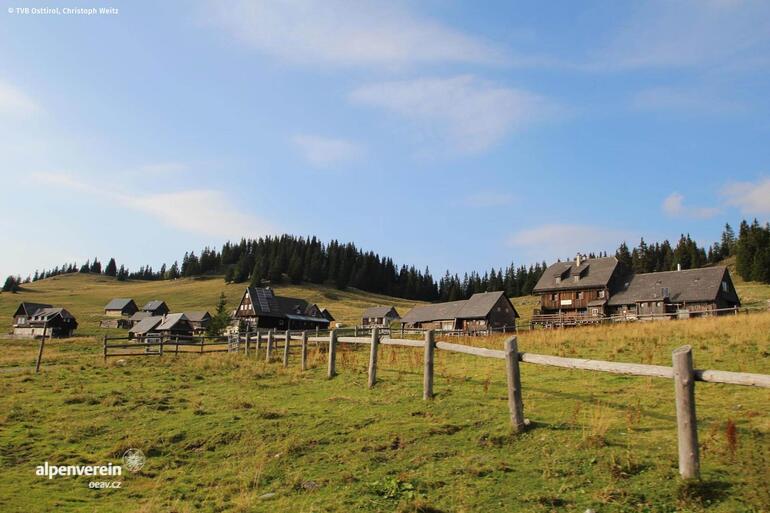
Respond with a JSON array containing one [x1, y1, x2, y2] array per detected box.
[[244, 287, 326, 320], [183, 311, 211, 322], [401, 291, 518, 323], [14, 302, 52, 317], [142, 300, 168, 312], [608, 266, 739, 306], [104, 298, 135, 310], [31, 307, 76, 321], [129, 311, 152, 322], [129, 316, 163, 335], [533, 257, 621, 293], [320, 308, 335, 321], [362, 306, 400, 319], [156, 313, 189, 331]]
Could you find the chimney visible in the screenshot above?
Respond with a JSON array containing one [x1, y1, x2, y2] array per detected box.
[[677, 263, 682, 272], [576, 253, 582, 267]]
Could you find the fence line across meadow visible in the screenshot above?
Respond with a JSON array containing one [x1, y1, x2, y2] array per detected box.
[[102, 327, 770, 481]]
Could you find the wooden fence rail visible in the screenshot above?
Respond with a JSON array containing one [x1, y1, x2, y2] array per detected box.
[[102, 327, 770, 480]]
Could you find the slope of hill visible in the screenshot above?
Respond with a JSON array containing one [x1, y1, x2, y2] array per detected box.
[[0, 274, 424, 336]]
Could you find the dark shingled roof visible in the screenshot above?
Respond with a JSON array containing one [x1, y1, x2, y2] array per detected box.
[[183, 311, 211, 322], [401, 291, 518, 324], [362, 306, 400, 319], [14, 302, 53, 317], [608, 266, 739, 306], [245, 287, 328, 321], [31, 307, 76, 321], [534, 257, 621, 293], [105, 298, 135, 310]]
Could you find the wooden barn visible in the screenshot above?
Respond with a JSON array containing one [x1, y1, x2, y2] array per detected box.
[[233, 287, 331, 330], [128, 316, 163, 340], [400, 291, 518, 333], [127, 311, 153, 327], [361, 306, 400, 327], [533, 255, 741, 322], [128, 314, 194, 340], [12, 303, 78, 338], [141, 300, 170, 316], [183, 311, 212, 335], [104, 298, 138, 317]]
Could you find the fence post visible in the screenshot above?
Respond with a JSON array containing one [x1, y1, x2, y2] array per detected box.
[[102, 334, 107, 363], [327, 329, 337, 379], [283, 330, 290, 367], [367, 327, 380, 388], [255, 330, 262, 355], [672, 345, 700, 480], [159, 336, 164, 357], [423, 330, 435, 400], [266, 329, 274, 363], [301, 331, 308, 371], [505, 337, 526, 433], [245, 332, 250, 356]]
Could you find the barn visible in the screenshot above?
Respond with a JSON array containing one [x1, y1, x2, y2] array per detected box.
[[141, 300, 170, 316], [104, 298, 138, 317], [12, 303, 78, 338], [361, 306, 400, 327], [233, 287, 331, 330], [400, 291, 519, 333]]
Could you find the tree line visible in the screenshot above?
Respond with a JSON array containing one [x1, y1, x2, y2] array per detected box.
[[5, 219, 770, 299]]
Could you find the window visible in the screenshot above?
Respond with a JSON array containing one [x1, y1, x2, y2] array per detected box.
[[722, 281, 728, 292], [551, 293, 558, 301], [578, 291, 584, 300], [598, 290, 605, 299]]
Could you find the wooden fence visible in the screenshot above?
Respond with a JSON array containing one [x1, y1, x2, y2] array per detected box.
[[102, 327, 770, 481]]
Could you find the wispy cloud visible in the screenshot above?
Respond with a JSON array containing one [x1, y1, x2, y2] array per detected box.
[[350, 75, 559, 153], [462, 191, 515, 208], [723, 177, 770, 215], [507, 223, 633, 261], [662, 192, 721, 219], [0, 80, 41, 118], [30, 172, 275, 239], [206, 0, 506, 69], [293, 134, 363, 168], [595, 0, 770, 70]]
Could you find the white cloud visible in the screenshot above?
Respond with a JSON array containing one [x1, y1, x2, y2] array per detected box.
[[462, 191, 515, 208], [596, 0, 770, 70], [350, 75, 559, 153], [0, 80, 41, 118], [662, 192, 721, 219], [206, 0, 505, 69], [293, 134, 363, 168], [723, 177, 770, 215], [30, 172, 275, 239], [507, 223, 633, 261]]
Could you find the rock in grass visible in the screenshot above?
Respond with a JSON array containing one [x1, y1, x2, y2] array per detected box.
[[259, 492, 276, 500]]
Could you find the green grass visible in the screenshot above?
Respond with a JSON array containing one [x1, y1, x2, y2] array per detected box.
[[0, 274, 769, 512]]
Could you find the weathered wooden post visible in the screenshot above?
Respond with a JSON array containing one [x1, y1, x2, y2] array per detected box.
[[102, 334, 107, 363], [505, 337, 526, 433], [159, 335, 164, 357], [301, 331, 308, 371], [283, 330, 290, 367], [354, 325, 358, 337], [423, 330, 434, 400], [266, 329, 274, 363], [367, 327, 380, 388], [255, 330, 262, 355], [327, 329, 337, 378], [35, 327, 48, 373], [245, 332, 250, 356], [672, 345, 700, 480]]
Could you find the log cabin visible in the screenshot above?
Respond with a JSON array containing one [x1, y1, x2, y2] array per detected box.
[[12, 303, 78, 338], [400, 291, 518, 333], [141, 300, 170, 316], [361, 306, 400, 327], [128, 313, 194, 340], [533, 254, 741, 322], [183, 311, 212, 335], [233, 287, 331, 330]]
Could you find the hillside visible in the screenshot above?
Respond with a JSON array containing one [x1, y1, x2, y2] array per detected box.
[[0, 274, 426, 336]]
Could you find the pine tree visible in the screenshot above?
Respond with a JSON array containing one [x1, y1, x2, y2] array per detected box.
[[104, 258, 117, 277], [207, 292, 230, 336], [2, 275, 20, 293]]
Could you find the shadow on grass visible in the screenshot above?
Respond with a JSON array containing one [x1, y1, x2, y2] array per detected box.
[[678, 479, 732, 506]]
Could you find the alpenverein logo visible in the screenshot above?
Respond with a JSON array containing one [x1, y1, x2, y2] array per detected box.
[[121, 448, 145, 472]]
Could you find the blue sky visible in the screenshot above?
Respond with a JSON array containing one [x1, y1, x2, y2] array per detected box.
[[1, 0, 770, 278]]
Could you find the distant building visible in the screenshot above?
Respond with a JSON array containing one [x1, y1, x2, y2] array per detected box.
[[361, 306, 400, 327], [400, 291, 519, 333], [533, 254, 741, 321], [127, 311, 153, 327], [128, 313, 194, 340], [128, 316, 163, 340], [104, 298, 138, 317], [12, 303, 78, 338], [183, 311, 212, 335], [320, 308, 335, 323], [141, 300, 170, 316], [233, 287, 331, 330]]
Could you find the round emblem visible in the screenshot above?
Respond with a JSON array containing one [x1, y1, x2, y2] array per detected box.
[[122, 448, 146, 472]]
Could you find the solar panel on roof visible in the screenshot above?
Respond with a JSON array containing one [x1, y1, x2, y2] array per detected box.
[[255, 288, 272, 312]]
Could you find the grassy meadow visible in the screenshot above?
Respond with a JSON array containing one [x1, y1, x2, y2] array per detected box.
[[0, 274, 768, 512]]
